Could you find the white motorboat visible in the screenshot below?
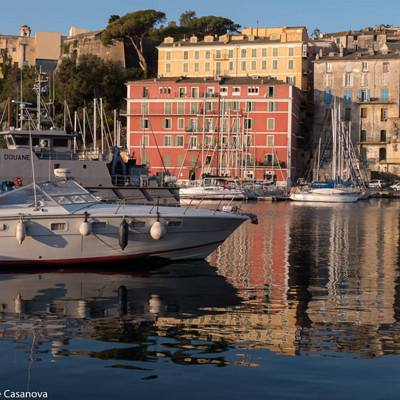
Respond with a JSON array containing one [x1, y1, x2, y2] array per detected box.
[[289, 187, 359, 203], [0, 179, 251, 265], [179, 185, 245, 201]]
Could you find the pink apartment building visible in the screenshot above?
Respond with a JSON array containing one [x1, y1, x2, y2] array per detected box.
[[126, 76, 301, 186]]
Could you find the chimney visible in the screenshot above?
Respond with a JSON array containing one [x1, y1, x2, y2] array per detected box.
[[339, 46, 344, 57]]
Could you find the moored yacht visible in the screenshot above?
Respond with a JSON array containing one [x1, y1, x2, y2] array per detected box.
[[0, 178, 251, 265]]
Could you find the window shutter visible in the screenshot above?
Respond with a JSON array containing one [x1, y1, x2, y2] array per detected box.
[[367, 89, 370, 101], [140, 119, 143, 130], [358, 89, 362, 101]]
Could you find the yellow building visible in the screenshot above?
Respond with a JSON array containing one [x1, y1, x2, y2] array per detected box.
[[0, 25, 66, 77], [157, 25, 309, 92]]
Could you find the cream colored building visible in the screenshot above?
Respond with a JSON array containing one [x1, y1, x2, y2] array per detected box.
[[0, 25, 66, 76], [157, 25, 309, 92]]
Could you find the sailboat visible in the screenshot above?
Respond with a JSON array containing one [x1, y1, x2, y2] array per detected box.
[[290, 100, 364, 203]]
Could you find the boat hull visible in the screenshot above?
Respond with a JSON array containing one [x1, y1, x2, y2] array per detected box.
[[0, 212, 247, 265], [289, 188, 359, 203]]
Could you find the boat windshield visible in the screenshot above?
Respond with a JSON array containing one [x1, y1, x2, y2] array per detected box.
[[37, 180, 100, 205], [0, 179, 100, 206]]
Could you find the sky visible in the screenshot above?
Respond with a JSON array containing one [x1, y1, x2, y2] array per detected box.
[[0, 0, 398, 37]]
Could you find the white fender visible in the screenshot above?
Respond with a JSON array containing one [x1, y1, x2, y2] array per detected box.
[[16, 220, 26, 244], [150, 221, 166, 240], [79, 221, 92, 236]]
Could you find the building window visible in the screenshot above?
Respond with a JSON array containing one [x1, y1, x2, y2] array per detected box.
[[190, 102, 198, 114], [325, 90, 331, 104], [359, 89, 370, 101], [220, 87, 228, 96], [165, 154, 171, 166], [344, 73, 353, 87], [215, 61, 221, 75], [345, 89, 351, 103], [163, 119, 172, 129], [361, 74, 368, 87], [362, 61, 368, 71], [232, 88, 240, 96], [164, 102, 172, 114], [248, 86, 259, 94], [183, 63, 188, 73], [166, 51, 171, 60], [142, 87, 148, 98], [288, 60, 294, 70], [380, 130, 386, 142], [268, 102, 278, 112], [268, 86, 277, 97], [379, 148, 386, 161], [189, 136, 199, 149], [326, 63, 332, 73], [205, 50, 211, 59], [267, 135, 274, 146], [194, 62, 199, 72], [215, 50, 221, 59], [177, 103, 185, 114], [361, 108, 367, 118], [228, 49, 234, 58], [163, 135, 173, 146], [288, 47, 294, 56], [246, 101, 255, 112], [360, 130, 366, 141], [165, 63, 171, 73], [345, 62, 351, 72], [179, 88, 187, 98], [272, 60, 278, 70], [272, 48, 278, 57], [251, 60, 257, 70], [261, 60, 267, 70], [178, 118, 185, 130], [382, 73, 388, 86], [267, 118, 275, 130], [251, 48, 257, 57], [383, 62, 389, 72], [382, 88, 388, 102], [176, 135, 184, 146], [194, 51, 200, 60], [244, 118, 254, 130], [183, 51, 189, 60], [381, 108, 388, 121], [205, 62, 210, 72], [286, 76, 296, 85], [228, 61, 234, 71], [241, 60, 247, 71], [140, 118, 150, 129], [141, 103, 149, 115], [241, 48, 247, 58], [326, 74, 332, 87]]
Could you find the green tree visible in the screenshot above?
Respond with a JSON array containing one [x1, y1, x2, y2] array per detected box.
[[101, 9, 166, 72], [185, 16, 240, 38], [55, 54, 125, 111], [179, 10, 196, 27]]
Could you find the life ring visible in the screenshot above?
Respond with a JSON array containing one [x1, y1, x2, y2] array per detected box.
[[15, 177, 23, 186]]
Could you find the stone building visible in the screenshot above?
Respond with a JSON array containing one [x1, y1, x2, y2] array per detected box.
[[61, 29, 126, 70], [313, 47, 400, 177]]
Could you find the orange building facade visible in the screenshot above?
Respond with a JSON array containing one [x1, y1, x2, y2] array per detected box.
[[126, 76, 301, 186]]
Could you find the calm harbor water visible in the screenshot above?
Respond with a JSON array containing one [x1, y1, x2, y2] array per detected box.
[[1, 199, 400, 399]]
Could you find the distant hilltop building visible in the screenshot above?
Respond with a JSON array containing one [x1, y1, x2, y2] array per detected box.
[[61, 28, 126, 70], [0, 25, 70, 76]]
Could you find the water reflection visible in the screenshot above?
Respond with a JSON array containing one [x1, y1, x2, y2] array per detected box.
[[1, 200, 400, 374]]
